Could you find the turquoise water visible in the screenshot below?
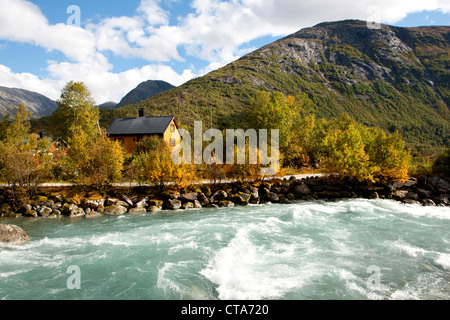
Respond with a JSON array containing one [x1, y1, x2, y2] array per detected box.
[[1, 199, 449, 300]]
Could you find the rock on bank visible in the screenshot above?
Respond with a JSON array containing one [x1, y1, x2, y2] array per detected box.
[[0, 224, 29, 244]]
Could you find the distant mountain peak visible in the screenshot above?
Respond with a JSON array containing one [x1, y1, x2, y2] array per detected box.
[[0, 86, 57, 118], [116, 80, 175, 108]]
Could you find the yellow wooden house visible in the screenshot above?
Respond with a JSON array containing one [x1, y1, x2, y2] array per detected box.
[[106, 109, 182, 154]]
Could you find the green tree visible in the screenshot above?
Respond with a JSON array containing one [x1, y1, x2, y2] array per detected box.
[[366, 129, 411, 181], [247, 90, 317, 168], [320, 115, 373, 181], [50, 81, 99, 142], [317, 114, 411, 182], [51, 81, 124, 186]]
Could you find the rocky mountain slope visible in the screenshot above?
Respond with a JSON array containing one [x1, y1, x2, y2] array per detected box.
[[0, 86, 57, 118], [101, 20, 449, 155]]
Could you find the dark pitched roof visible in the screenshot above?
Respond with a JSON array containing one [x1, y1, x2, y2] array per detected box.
[[106, 116, 175, 136]]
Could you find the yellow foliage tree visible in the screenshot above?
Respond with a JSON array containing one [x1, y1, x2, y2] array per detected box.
[[0, 104, 53, 196], [128, 136, 194, 188]]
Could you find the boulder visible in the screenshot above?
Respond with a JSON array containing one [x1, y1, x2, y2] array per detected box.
[[122, 195, 134, 207], [135, 197, 149, 208], [416, 188, 432, 199], [219, 200, 235, 208], [179, 192, 198, 203], [428, 177, 450, 192], [162, 191, 180, 200], [281, 198, 294, 204], [182, 202, 195, 210], [81, 198, 105, 211], [51, 203, 62, 211], [249, 188, 260, 204], [163, 199, 182, 210], [369, 192, 379, 199], [23, 210, 38, 218], [406, 192, 419, 201], [434, 195, 449, 205], [211, 190, 227, 203], [197, 193, 210, 206], [0, 224, 29, 244], [38, 206, 53, 217], [148, 200, 164, 207], [68, 207, 85, 218], [48, 210, 62, 219], [103, 205, 128, 215], [403, 178, 418, 188], [105, 198, 129, 207], [292, 184, 312, 198], [84, 208, 102, 218], [393, 190, 408, 200], [148, 206, 162, 213], [128, 207, 147, 214], [229, 193, 251, 206], [61, 203, 79, 215], [264, 192, 279, 203], [193, 200, 202, 209], [422, 199, 436, 206], [259, 182, 272, 191], [259, 188, 270, 197]]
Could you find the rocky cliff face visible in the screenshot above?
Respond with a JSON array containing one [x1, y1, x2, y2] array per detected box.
[[0, 86, 57, 118]]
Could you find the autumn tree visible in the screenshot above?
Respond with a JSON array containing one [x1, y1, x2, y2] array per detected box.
[[127, 136, 194, 188], [319, 115, 374, 181], [51, 81, 124, 186], [316, 114, 411, 182], [247, 90, 317, 168], [0, 104, 53, 196]]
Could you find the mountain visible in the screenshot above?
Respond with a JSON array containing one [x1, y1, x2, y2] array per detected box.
[[116, 80, 175, 108], [97, 101, 118, 109], [100, 20, 449, 156], [0, 86, 57, 118]]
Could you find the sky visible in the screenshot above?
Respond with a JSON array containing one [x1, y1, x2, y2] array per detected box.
[[0, 0, 449, 104]]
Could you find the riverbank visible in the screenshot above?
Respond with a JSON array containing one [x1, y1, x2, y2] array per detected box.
[[0, 175, 448, 222]]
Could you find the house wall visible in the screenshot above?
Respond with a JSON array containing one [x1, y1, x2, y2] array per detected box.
[[109, 135, 145, 154], [163, 119, 182, 147]]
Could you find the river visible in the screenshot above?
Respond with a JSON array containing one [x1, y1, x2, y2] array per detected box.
[[1, 199, 449, 300]]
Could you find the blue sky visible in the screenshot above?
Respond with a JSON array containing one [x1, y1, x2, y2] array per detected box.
[[0, 0, 449, 104]]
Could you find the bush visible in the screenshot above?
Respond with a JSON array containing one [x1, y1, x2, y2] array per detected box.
[[432, 148, 450, 177]]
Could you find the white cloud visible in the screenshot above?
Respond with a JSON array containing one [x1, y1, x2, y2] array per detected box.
[[138, 0, 170, 25], [0, 0, 449, 103], [0, 0, 108, 67], [0, 64, 63, 99], [45, 61, 195, 103]]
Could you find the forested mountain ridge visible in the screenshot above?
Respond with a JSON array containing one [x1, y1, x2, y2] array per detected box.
[[102, 20, 448, 155]]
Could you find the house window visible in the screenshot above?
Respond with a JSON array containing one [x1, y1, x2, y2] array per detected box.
[[170, 138, 176, 147], [170, 124, 175, 132]]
